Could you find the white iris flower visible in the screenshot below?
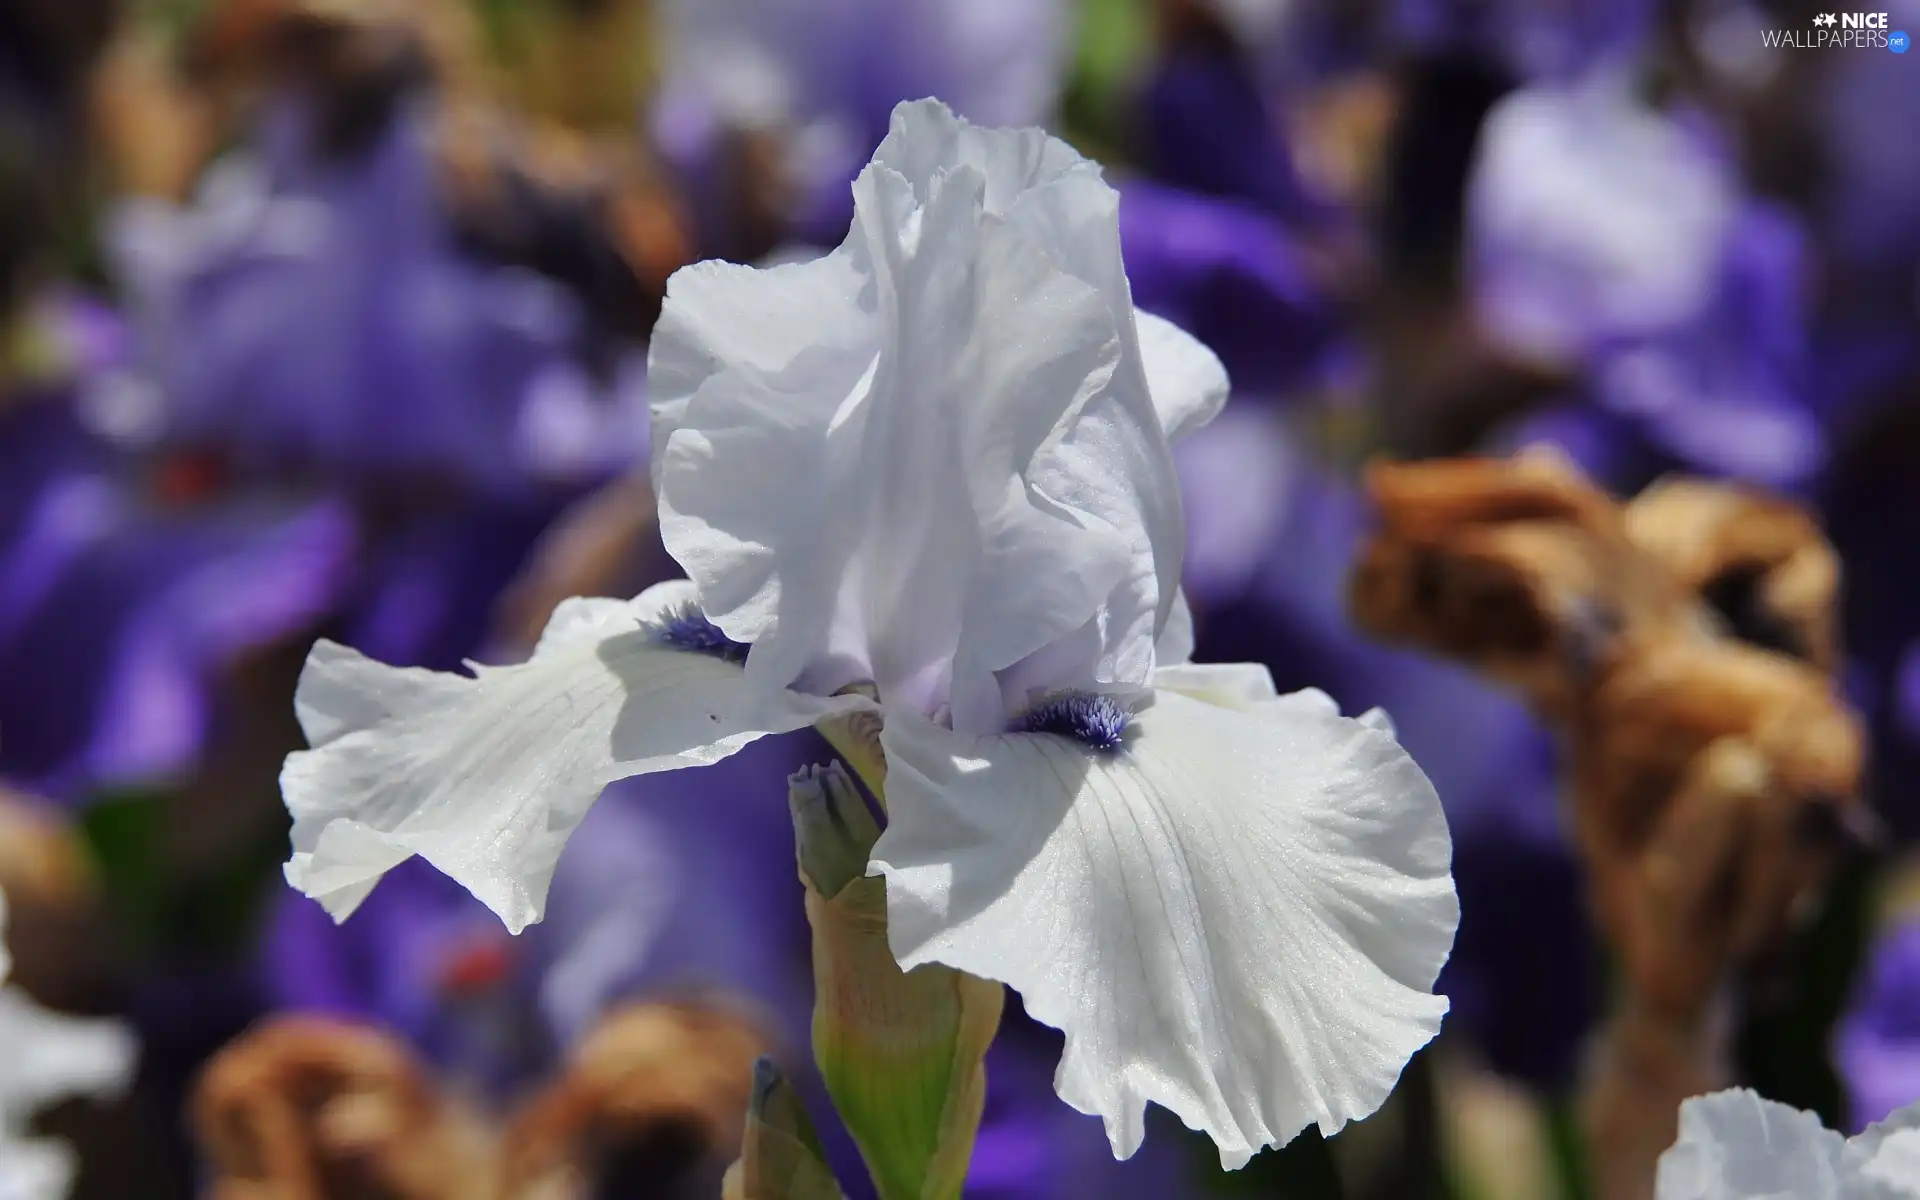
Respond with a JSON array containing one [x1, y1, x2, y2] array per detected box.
[[280, 99, 1458, 1167], [1657, 1088, 1920, 1199], [0, 891, 138, 1199]]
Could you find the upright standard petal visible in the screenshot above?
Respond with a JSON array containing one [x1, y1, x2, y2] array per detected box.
[[282, 581, 861, 932], [870, 678, 1457, 1166], [654, 100, 1229, 732]]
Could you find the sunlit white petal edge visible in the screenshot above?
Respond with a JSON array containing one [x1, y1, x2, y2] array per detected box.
[[280, 579, 867, 933], [1656, 1089, 1920, 1200], [870, 663, 1458, 1167]]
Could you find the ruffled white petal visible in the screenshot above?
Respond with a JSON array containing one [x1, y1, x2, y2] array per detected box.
[[1656, 1089, 1848, 1199], [1654, 1091, 1920, 1199], [282, 581, 861, 932], [647, 248, 875, 493], [652, 101, 1225, 729], [871, 685, 1457, 1166]]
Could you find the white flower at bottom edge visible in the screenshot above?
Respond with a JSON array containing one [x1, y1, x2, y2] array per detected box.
[[1657, 1088, 1920, 1199], [0, 890, 137, 1200]]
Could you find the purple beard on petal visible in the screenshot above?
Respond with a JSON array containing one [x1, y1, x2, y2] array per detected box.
[[1011, 691, 1129, 756], [645, 601, 752, 664]]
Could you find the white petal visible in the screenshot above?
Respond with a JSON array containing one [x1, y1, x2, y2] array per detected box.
[[872, 688, 1457, 1166], [648, 249, 874, 482], [1154, 589, 1195, 667], [1849, 1100, 1920, 1196], [1357, 708, 1397, 738], [1150, 661, 1277, 708], [535, 580, 695, 656], [0, 1137, 74, 1200], [1151, 668, 1377, 735], [282, 586, 861, 932], [658, 101, 1148, 729], [1655, 1089, 1848, 1200], [0, 987, 135, 1126], [1013, 170, 1189, 691], [1136, 311, 1229, 443]]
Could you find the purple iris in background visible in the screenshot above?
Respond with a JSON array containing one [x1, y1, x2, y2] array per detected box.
[[1469, 65, 1823, 496], [1837, 913, 1920, 1131], [1133, 3, 1331, 227], [1386, 0, 1662, 82], [651, 0, 1072, 253], [108, 97, 641, 500], [1117, 181, 1346, 402], [0, 298, 357, 800], [105, 87, 649, 674]]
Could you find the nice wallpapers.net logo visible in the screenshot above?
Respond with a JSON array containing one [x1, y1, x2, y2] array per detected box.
[[1763, 11, 1911, 49]]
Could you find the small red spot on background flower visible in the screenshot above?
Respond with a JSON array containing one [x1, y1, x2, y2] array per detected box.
[[436, 938, 514, 998], [153, 450, 229, 505]]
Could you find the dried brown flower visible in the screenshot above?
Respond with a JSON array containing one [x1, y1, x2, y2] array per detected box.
[[1624, 477, 1841, 672], [193, 1015, 496, 1200], [498, 1000, 771, 1200], [1349, 454, 1871, 1200]]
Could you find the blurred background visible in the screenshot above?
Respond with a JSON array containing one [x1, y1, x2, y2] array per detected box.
[[0, 0, 1916, 1195]]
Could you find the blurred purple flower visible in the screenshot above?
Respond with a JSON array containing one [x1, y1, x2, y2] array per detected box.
[[1837, 917, 1920, 1131], [652, 0, 1071, 251], [108, 98, 643, 500], [1811, 0, 1920, 425], [1119, 181, 1344, 401], [0, 294, 359, 800], [1133, 19, 1328, 226], [1388, 0, 1660, 82], [1471, 68, 1823, 493]]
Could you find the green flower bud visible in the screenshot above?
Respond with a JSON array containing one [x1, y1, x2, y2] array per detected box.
[[723, 1057, 845, 1200], [789, 762, 1004, 1200]]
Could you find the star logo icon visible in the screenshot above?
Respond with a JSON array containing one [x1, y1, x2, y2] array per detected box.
[[1814, 12, 1838, 25]]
